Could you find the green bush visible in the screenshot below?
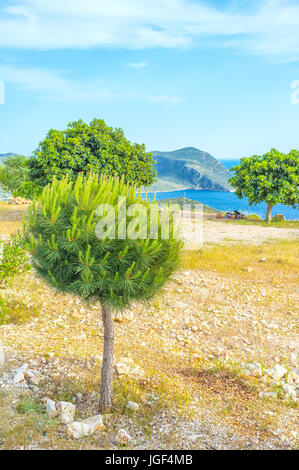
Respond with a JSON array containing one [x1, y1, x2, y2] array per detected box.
[[0, 233, 31, 287], [272, 214, 286, 223], [247, 214, 262, 220]]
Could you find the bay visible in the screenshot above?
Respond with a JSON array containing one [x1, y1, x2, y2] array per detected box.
[[145, 159, 299, 220]]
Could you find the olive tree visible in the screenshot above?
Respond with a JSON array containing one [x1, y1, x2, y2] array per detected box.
[[28, 118, 157, 191], [229, 149, 299, 222]]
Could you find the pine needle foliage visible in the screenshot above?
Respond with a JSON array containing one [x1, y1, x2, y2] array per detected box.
[[25, 173, 182, 311]]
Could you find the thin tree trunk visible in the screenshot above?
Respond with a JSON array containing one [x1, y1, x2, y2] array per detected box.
[[265, 203, 274, 224], [99, 301, 114, 413]]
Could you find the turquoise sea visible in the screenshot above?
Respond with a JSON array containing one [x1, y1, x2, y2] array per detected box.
[[146, 160, 299, 220]]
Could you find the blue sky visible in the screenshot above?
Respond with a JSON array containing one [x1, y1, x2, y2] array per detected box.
[[0, 0, 299, 159]]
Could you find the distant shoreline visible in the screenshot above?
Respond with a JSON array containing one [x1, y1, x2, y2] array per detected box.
[[143, 188, 235, 194]]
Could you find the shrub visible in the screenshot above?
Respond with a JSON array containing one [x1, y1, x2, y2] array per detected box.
[[247, 214, 262, 220], [0, 233, 31, 287], [0, 233, 31, 324], [272, 214, 286, 223], [0, 155, 32, 197]]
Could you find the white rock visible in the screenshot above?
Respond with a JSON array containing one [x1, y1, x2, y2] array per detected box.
[[291, 368, 299, 385], [12, 364, 29, 385], [259, 391, 277, 399], [247, 362, 260, 371], [82, 414, 105, 432], [56, 401, 76, 424], [46, 398, 57, 418], [127, 401, 139, 411], [282, 384, 297, 400], [116, 429, 132, 444], [266, 364, 287, 381], [67, 422, 93, 439], [115, 358, 144, 379], [0, 344, 4, 367]]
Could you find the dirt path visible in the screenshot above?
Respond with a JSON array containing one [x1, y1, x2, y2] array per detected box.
[[203, 220, 299, 244], [180, 216, 299, 247]]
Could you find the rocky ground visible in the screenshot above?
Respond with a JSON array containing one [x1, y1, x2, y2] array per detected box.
[[0, 203, 298, 449]]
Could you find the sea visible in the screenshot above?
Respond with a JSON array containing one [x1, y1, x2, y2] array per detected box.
[[1, 159, 298, 219], [146, 159, 299, 221]]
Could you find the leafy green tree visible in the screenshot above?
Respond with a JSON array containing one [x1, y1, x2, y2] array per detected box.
[[26, 173, 181, 411], [28, 119, 157, 190], [0, 155, 31, 197], [229, 149, 299, 222]]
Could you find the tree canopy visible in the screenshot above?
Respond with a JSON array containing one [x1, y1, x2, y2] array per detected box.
[[229, 148, 299, 222], [0, 155, 30, 197], [28, 118, 157, 190]]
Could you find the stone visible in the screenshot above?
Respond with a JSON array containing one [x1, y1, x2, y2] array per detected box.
[[0, 344, 4, 367], [46, 398, 57, 418], [29, 374, 41, 386], [290, 368, 299, 385], [259, 391, 277, 399], [266, 364, 287, 381], [24, 370, 41, 386], [8, 196, 31, 205], [82, 414, 105, 432], [115, 357, 144, 379], [113, 311, 134, 323], [66, 421, 94, 439], [282, 384, 297, 400], [116, 429, 132, 444], [247, 362, 260, 371], [12, 364, 28, 385], [127, 401, 139, 411], [56, 401, 76, 424]]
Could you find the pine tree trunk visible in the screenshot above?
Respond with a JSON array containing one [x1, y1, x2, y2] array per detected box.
[[99, 302, 114, 413], [265, 203, 273, 224]]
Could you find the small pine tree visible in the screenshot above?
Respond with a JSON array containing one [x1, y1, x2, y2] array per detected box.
[[26, 173, 182, 411]]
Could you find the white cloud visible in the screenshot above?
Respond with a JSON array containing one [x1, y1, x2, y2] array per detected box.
[[0, 64, 181, 105], [0, 64, 119, 101], [150, 95, 182, 106], [0, 0, 298, 60], [127, 60, 148, 69]]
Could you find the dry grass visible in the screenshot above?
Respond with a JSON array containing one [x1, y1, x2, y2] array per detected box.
[[181, 240, 299, 281], [0, 202, 27, 236]]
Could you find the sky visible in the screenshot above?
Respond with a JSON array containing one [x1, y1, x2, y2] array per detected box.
[[0, 0, 299, 159]]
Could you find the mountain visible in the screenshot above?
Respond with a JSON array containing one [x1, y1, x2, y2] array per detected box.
[[149, 147, 232, 192], [0, 153, 17, 163]]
